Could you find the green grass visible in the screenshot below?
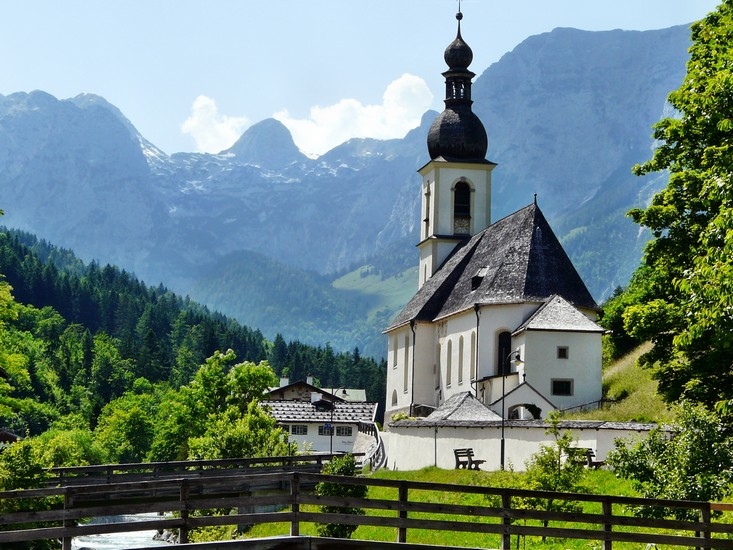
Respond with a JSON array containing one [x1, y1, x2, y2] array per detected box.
[[198, 345, 687, 547], [331, 265, 417, 322], [229, 467, 732, 549], [565, 342, 674, 423]]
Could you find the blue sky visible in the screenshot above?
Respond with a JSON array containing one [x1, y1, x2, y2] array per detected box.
[[0, 1, 721, 157]]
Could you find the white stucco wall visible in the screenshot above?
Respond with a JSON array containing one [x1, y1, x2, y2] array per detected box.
[[385, 322, 437, 419], [388, 302, 604, 419], [521, 329, 603, 411], [421, 164, 493, 238], [382, 423, 656, 472], [435, 303, 538, 406], [286, 422, 359, 454], [417, 162, 494, 286]]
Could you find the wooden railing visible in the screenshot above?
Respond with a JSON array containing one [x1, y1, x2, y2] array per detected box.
[[46, 454, 336, 487], [1, 471, 733, 549]]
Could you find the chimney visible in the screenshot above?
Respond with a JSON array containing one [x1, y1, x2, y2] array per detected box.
[[306, 375, 314, 386], [279, 377, 289, 388]]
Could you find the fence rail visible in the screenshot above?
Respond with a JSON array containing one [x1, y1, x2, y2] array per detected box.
[[46, 453, 337, 487], [1, 470, 733, 549]]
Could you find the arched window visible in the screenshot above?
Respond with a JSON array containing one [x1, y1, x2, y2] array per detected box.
[[391, 334, 398, 369], [446, 340, 453, 387], [497, 331, 512, 375], [470, 331, 476, 381], [458, 336, 464, 384], [403, 333, 410, 392], [435, 343, 441, 390], [453, 180, 471, 234], [391, 389, 398, 407]]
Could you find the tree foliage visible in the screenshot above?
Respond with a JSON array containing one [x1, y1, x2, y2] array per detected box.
[[521, 413, 587, 527], [607, 402, 733, 520], [315, 454, 367, 539], [0, 226, 386, 488], [613, 1, 733, 404]]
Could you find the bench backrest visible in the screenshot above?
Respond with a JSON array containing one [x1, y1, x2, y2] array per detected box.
[[454, 448, 474, 457]]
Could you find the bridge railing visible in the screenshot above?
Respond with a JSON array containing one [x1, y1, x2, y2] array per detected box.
[[47, 453, 339, 486], [1, 471, 733, 549]]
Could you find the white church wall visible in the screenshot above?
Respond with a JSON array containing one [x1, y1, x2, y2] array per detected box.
[[413, 322, 438, 409], [383, 423, 655, 472], [385, 322, 438, 419], [522, 330, 603, 411], [437, 313, 478, 404], [475, 303, 538, 380], [427, 164, 492, 235]]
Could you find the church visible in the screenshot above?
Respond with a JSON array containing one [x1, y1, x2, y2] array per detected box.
[[384, 10, 604, 425]]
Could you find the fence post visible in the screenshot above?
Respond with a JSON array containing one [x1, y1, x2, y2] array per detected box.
[[179, 478, 189, 544], [290, 472, 300, 536], [501, 491, 511, 550], [602, 497, 613, 550], [398, 482, 408, 543], [700, 504, 712, 550], [62, 487, 72, 550]]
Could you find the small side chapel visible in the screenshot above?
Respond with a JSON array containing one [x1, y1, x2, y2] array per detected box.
[[384, 10, 604, 424]]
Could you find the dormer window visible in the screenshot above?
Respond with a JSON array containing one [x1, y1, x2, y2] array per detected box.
[[471, 267, 488, 290]]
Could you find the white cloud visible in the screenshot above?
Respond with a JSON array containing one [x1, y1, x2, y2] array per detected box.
[[181, 95, 250, 153], [275, 73, 433, 157]]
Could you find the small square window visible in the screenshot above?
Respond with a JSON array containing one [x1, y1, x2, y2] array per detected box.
[[552, 379, 573, 396], [557, 346, 569, 359]]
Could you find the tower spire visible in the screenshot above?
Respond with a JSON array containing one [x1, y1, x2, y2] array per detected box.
[[426, 7, 488, 162]]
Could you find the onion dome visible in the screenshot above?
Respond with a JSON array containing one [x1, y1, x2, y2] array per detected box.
[[444, 12, 473, 69], [427, 11, 488, 162]]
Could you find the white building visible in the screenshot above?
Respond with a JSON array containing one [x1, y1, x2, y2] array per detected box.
[[262, 378, 377, 454], [384, 10, 604, 426]]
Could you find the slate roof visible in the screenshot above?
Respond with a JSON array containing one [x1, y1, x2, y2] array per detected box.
[[513, 294, 605, 335], [423, 391, 501, 422], [388, 203, 598, 330], [389, 417, 660, 431], [261, 400, 377, 425], [266, 380, 344, 401]]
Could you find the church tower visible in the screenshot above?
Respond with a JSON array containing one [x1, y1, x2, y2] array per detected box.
[[417, 10, 496, 288]]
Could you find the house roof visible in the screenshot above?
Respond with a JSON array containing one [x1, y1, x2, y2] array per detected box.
[[388, 203, 598, 330], [424, 391, 501, 422], [488, 381, 557, 412], [262, 400, 377, 425], [389, 417, 660, 431], [322, 388, 367, 403], [513, 294, 605, 335]]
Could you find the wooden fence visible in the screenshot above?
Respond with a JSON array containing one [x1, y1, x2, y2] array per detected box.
[[1, 471, 733, 549], [46, 454, 336, 486]]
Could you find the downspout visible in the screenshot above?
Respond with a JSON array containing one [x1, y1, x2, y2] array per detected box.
[[473, 304, 480, 399], [434, 424, 438, 467], [409, 319, 416, 417]]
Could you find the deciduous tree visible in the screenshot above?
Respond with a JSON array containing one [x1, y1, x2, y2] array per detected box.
[[623, 1, 733, 404], [607, 402, 733, 519]]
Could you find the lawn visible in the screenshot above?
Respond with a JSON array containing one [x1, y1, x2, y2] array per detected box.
[[221, 466, 733, 549]]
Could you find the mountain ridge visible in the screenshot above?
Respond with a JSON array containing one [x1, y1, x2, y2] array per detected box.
[[0, 25, 692, 357]]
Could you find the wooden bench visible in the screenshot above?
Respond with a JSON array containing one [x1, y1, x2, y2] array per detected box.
[[453, 448, 485, 470], [567, 447, 604, 469]]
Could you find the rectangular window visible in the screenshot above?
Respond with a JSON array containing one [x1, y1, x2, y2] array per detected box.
[[280, 424, 290, 433], [318, 425, 334, 436], [291, 425, 308, 436], [336, 426, 353, 437], [551, 379, 574, 396], [557, 346, 569, 359]]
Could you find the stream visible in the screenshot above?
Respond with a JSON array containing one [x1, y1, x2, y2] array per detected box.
[[71, 514, 171, 550]]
